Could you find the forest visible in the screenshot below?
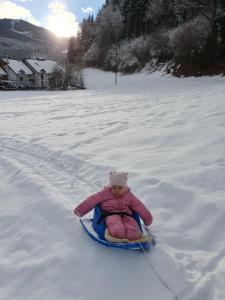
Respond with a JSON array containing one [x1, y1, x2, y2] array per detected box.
[[68, 0, 225, 76]]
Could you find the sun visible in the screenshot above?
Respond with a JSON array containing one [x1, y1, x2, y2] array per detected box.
[[47, 15, 76, 37], [46, 2, 79, 38]]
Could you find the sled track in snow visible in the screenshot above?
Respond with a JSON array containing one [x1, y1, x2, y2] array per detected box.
[[0, 138, 98, 209]]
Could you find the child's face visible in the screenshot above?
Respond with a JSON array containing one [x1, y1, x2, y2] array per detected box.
[[111, 185, 127, 197]]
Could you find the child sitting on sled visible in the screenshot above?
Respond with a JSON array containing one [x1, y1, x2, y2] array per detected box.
[[74, 171, 153, 242]]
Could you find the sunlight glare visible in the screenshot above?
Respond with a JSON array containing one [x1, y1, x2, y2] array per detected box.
[[46, 1, 78, 37]]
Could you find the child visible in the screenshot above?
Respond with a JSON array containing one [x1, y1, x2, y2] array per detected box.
[[74, 171, 153, 241]]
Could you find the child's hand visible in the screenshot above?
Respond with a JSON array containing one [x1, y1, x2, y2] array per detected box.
[[74, 207, 82, 217]]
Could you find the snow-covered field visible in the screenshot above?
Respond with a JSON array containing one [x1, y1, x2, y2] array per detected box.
[[0, 69, 225, 300]]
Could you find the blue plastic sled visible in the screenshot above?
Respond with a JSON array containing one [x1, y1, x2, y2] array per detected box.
[[80, 205, 155, 250]]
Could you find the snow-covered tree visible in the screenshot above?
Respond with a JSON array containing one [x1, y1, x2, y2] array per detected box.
[[173, 0, 212, 20], [145, 0, 177, 31], [79, 15, 96, 55], [215, 0, 225, 55], [64, 63, 85, 89], [118, 41, 141, 72], [122, 0, 149, 38], [67, 37, 77, 64], [169, 16, 211, 68], [50, 65, 65, 89], [83, 42, 101, 67], [85, 3, 123, 67], [96, 3, 123, 47], [173, 0, 224, 55], [104, 37, 150, 73]]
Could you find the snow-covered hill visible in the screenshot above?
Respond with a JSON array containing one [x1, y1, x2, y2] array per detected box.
[[0, 69, 225, 300], [0, 18, 67, 59]]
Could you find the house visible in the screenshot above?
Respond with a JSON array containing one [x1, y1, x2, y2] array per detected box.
[[0, 66, 7, 80], [0, 58, 65, 90], [23, 59, 64, 89], [1, 58, 35, 88], [0, 58, 7, 69], [0, 59, 10, 90], [0, 66, 9, 90], [0, 59, 8, 81]]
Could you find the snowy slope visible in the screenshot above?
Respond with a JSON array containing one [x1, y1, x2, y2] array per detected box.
[[11, 19, 33, 39], [0, 19, 68, 59], [0, 69, 225, 300]]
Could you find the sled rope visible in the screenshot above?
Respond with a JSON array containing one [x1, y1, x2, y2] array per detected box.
[[138, 242, 181, 300]]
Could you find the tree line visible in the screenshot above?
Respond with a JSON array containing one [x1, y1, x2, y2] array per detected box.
[[67, 0, 225, 76]]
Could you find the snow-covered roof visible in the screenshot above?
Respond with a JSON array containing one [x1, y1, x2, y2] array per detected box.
[[26, 59, 62, 74], [3, 59, 33, 75], [0, 67, 7, 76]]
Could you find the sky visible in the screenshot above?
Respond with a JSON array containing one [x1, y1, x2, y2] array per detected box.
[[0, 0, 105, 37]]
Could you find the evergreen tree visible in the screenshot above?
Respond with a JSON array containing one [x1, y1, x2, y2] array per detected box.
[[96, 4, 123, 50], [122, 0, 149, 38], [216, 0, 225, 55], [79, 15, 96, 55], [172, 0, 206, 23], [67, 37, 77, 64]]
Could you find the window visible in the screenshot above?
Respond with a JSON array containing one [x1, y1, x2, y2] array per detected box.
[[40, 69, 46, 80]]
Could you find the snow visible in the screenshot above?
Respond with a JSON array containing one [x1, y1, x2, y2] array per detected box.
[[11, 28, 33, 38], [0, 67, 7, 75], [0, 68, 225, 300], [11, 19, 33, 39], [3, 59, 33, 75], [25, 59, 61, 74]]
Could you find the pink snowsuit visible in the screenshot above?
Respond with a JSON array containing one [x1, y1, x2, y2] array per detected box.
[[74, 187, 153, 241]]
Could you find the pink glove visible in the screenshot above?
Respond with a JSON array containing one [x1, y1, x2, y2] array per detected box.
[[74, 207, 82, 217]]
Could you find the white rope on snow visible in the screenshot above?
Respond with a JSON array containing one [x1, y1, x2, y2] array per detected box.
[[138, 242, 181, 300]]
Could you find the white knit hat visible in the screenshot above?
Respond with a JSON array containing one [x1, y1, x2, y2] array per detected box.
[[109, 171, 128, 188]]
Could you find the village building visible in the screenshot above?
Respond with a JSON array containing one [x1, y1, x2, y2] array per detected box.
[[0, 58, 65, 90], [1, 58, 35, 88], [23, 59, 64, 89], [0, 59, 8, 89], [0, 66, 8, 90], [0, 58, 7, 71], [0, 66, 7, 80]]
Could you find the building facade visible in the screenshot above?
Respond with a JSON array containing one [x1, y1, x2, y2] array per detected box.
[[1, 58, 35, 88], [23, 59, 64, 89], [0, 66, 7, 80], [0, 58, 64, 90]]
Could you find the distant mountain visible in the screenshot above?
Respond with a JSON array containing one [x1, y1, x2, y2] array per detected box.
[[0, 19, 69, 61]]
